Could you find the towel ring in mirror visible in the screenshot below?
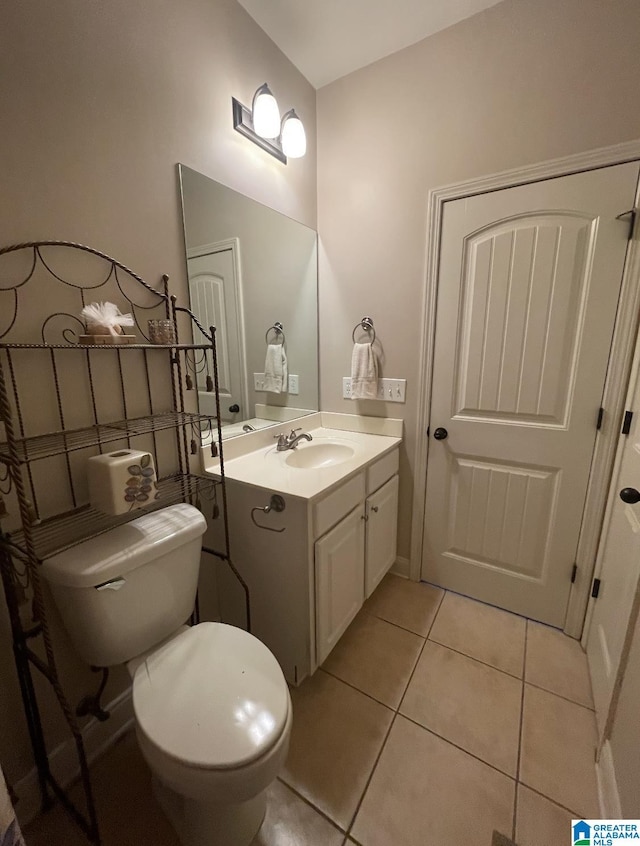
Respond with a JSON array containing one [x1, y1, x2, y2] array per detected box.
[[265, 322, 286, 344], [352, 316, 376, 343]]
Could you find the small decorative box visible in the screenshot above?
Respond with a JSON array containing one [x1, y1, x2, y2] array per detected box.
[[87, 450, 158, 516]]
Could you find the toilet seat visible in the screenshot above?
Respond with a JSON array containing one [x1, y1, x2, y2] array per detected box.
[[132, 622, 290, 771]]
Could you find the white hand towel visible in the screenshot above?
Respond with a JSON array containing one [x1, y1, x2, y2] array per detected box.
[[263, 343, 288, 393], [351, 342, 378, 399]]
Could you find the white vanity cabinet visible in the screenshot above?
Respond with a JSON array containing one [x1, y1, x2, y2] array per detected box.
[[315, 504, 365, 664], [313, 448, 399, 665], [364, 473, 399, 598], [208, 433, 400, 685]]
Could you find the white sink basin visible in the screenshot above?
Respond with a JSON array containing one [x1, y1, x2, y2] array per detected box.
[[285, 442, 355, 469]]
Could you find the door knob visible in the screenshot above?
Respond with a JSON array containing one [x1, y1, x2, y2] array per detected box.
[[433, 427, 448, 440], [229, 404, 240, 413], [620, 487, 640, 504]]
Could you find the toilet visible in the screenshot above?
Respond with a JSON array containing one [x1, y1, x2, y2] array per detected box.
[[40, 503, 292, 846]]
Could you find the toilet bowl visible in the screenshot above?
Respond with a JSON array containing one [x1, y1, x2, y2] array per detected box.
[[40, 504, 292, 846], [130, 622, 292, 846]]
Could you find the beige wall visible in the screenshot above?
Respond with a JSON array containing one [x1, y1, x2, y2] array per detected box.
[[316, 0, 640, 562], [0, 0, 316, 787], [610, 610, 640, 815]]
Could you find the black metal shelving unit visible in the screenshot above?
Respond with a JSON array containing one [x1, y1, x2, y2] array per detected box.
[[0, 241, 244, 845]]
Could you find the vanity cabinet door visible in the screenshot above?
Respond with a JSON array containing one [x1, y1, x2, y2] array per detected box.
[[365, 474, 399, 598], [315, 505, 365, 665]]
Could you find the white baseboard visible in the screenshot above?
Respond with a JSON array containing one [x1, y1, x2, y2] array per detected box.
[[596, 740, 622, 818], [390, 556, 410, 579], [14, 687, 134, 828]]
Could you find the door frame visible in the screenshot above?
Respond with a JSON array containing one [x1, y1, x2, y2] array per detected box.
[[186, 237, 250, 420], [410, 139, 640, 637]]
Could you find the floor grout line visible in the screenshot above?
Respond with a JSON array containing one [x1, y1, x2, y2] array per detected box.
[[516, 780, 585, 819], [274, 775, 348, 835], [423, 580, 540, 624], [361, 606, 441, 640], [317, 667, 398, 713], [522, 679, 595, 711], [398, 711, 519, 782], [426, 636, 525, 680], [344, 711, 399, 840], [396, 589, 446, 714], [425, 584, 447, 637], [513, 619, 529, 840], [342, 592, 445, 841]]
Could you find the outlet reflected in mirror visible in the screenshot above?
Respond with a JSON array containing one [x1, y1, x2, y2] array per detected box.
[[178, 165, 319, 439]]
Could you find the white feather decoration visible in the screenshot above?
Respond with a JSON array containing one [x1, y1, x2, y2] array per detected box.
[[80, 302, 135, 336]]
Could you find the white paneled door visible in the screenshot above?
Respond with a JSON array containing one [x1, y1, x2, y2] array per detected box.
[[422, 163, 639, 626], [587, 336, 640, 740]]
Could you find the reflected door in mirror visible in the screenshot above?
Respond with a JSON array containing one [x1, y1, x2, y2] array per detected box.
[[188, 246, 246, 422]]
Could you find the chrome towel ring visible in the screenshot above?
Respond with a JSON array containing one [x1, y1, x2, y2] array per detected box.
[[265, 322, 286, 344], [352, 316, 376, 343], [251, 494, 286, 532]]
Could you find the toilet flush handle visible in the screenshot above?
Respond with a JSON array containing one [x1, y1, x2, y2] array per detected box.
[[95, 577, 126, 591]]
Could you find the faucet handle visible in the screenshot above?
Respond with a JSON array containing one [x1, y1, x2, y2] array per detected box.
[[290, 428, 302, 437]]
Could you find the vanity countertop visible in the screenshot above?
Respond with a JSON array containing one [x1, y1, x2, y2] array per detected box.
[[203, 412, 402, 501]]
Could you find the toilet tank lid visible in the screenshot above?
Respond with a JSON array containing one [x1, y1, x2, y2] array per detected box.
[[41, 504, 207, 588]]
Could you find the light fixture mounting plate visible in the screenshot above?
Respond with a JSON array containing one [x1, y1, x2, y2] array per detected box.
[[232, 98, 287, 164]]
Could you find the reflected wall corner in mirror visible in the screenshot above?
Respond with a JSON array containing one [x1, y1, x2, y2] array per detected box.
[[177, 164, 319, 441]]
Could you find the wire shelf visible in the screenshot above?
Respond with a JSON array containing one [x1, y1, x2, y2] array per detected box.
[[3, 473, 218, 560], [0, 412, 214, 465], [0, 343, 213, 350]]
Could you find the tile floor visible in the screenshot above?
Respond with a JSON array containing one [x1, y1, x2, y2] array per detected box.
[[24, 574, 599, 846]]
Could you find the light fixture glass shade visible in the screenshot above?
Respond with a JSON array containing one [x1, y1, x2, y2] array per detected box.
[[252, 83, 281, 139], [281, 110, 306, 158]]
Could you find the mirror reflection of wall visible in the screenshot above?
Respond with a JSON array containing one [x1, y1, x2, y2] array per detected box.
[[178, 165, 319, 439]]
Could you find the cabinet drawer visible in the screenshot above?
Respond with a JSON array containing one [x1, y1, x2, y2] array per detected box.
[[367, 448, 399, 494], [313, 472, 366, 538]]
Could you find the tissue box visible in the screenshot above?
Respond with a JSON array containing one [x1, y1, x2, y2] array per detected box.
[[87, 449, 158, 516]]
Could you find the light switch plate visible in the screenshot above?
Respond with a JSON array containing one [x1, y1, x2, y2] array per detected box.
[[288, 374, 299, 395], [342, 377, 406, 402], [377, 378, 406, 402], [254, 372, 265, 391]]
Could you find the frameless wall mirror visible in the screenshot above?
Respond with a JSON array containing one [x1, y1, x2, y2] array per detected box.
[[178, 165, 319, 439]]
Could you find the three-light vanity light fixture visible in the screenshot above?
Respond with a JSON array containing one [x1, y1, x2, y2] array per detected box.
[[232, 82, 306, 165]]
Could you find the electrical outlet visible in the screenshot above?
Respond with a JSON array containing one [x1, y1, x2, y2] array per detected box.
[[253, 372, 265, 391], [342, 377, 352, 399], [288, 374, 299, 395]]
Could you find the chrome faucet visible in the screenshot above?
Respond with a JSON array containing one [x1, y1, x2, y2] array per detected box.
[[242, 424, 256, 432], [275, 428, 313, 451]]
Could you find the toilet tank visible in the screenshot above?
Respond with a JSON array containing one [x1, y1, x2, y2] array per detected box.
[[40, 504, 207, 667]]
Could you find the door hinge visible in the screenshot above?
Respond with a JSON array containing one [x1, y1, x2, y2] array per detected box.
[[591, 577, 601, 599], [617, 208, 637, 240], [596, 407, 604, 430], [571, 563, 578, 583], [622, 410, 634, 436]]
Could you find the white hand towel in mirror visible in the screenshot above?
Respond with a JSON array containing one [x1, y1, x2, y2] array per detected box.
[[351, 342, 378, 399], [264, 343, 288, 393]]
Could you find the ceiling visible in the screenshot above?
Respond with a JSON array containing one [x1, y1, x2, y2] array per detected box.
[[237, 0, 504, 89]]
